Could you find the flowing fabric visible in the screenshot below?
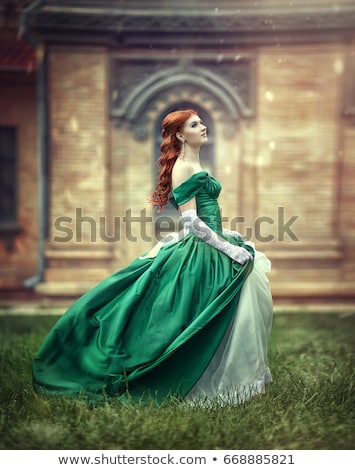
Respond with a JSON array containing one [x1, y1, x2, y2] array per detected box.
[[32, 171, 273, 405]]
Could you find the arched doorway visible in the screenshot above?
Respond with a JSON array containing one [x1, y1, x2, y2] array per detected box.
[[153, 102, 215, 241]]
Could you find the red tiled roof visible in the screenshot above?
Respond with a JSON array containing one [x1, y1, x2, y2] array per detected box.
[[0, 38, 36, 72]]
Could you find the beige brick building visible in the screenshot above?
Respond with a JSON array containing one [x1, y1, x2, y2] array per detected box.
[[1, 0, 355, 305]]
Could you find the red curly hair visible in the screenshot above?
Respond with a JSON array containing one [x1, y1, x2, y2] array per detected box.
[[150, 109, 198, 212]]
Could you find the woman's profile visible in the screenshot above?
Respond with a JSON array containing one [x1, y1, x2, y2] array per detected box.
[[32, 109, 273, 405]]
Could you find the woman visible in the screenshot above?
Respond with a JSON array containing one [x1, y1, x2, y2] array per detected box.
[[32, 109, 273, 405]]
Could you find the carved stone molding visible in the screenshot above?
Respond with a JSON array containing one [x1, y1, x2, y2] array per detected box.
[[21, 2, 355, 46], [110, 54, 255, 140], [24, 4, 355, 33]]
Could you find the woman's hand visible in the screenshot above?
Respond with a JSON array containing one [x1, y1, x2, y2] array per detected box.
[[226, 245, 253, 264]]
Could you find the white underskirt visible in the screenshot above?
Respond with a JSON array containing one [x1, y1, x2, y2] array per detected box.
[[185, 246, 274, 406]]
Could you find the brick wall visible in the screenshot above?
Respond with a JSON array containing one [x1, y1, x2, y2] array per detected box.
[[107, 43, 355, 301], [2, 39, 354, 302], [44, 45, 112, 286], [254, 43, 354, 297], [0, 72, 38, 288], [340, 43, 355, 282]]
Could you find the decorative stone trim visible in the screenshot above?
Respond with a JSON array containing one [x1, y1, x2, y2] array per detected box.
[[24, 4, 355, 35], [110, 54, 255, 139]]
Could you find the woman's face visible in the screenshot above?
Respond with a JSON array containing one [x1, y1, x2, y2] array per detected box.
[[180, 115, 207, 147]]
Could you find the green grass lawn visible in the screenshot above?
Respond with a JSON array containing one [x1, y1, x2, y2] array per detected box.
[[0, 310, 354, 450]]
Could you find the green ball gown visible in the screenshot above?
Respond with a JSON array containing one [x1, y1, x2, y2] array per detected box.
[[32, 171, 273, 405]]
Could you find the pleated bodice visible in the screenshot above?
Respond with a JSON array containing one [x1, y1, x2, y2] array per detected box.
[[170, 171, 223, 234]]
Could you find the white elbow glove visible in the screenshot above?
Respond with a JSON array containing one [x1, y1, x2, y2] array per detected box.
[[222, 228, 243, 240], [181, 209, 253, 264]]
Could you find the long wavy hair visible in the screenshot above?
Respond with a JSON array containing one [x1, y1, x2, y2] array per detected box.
[[150, 109, 198, 212]]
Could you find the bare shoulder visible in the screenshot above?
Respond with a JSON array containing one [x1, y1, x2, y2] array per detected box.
[[172, 162, 199, 189]]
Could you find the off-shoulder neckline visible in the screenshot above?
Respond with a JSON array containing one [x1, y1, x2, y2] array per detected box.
[[172, 171, 209, 193]]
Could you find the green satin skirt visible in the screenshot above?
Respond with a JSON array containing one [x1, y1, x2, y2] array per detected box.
[[32, 233, 255, 404]]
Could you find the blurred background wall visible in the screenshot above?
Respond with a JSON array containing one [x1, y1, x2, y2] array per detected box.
[[0, 0, 354, 306]]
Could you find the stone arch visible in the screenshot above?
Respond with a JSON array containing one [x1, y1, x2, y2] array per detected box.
[[112, 64, 250, 140]]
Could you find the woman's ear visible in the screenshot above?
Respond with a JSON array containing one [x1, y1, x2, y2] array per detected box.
[[176, 133, 185, 143]]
